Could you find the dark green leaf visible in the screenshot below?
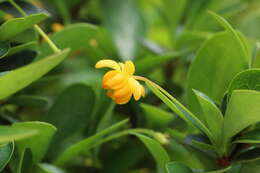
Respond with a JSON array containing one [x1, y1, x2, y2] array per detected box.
[[8, 41, 36, 55], [18, 148, 33, 173], [0, 42, 10, 58], [0, 49, 70, 100], [46, 84, 95, 159], [166, 162, 193, 173], [234, 147, 260, 163], [234, 129, 260, 144], [8, 95, 48, 108], [0, 142, 14, 171]]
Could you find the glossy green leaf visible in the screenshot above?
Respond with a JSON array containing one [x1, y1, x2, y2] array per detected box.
[[193, 90, 223, 147], [101, 0, 145, 60], [0, 42, 10, 58], [133, 133, 170, 173], [0, 126, 38, 143], [46, 84, 95, 159], [187, 31, 249, 115], [166, 162, 193, 173], [55, 119, 129, 166], [39, 23, 98, 57], [0, 142, 14, 171], [228, 69, 260, 94], [224, 90, 260, 143], [233, 129, 260, 144], [0, 13, 49, 41], [0, 48, 70, 100], [13, 122, 56, 163], [234, 147, 260, 163]]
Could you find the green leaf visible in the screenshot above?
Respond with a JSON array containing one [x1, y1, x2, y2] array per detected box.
[[135, 52, 180, 74], [140, 103, 174, 127], [224, 90, 260, 144], [234, 147, 260, 163], [54, 119, 129, 166], [0, 48, 70, 100], [100, 0, 145, 60], [17, 148, 33, 173], [0, 126, 38, 143], [0, 142, 14, 172], [8, 41, 36, 56], [193, 90, 223, 147], [0, 13, 49, 41], [39, 23, 98, 57], [187, 31, 249, 115], [132, 133, 170, 173], [228, 69, 260, 94], [233, 129, 260, 144], [202, 166, 232, 173], [253, 43, 260, 68], [0, 42, 10, 58], [12, 122, 56, 163], [166, 162, 193, 173], [46, 84, 95, 159], [8, 95, 48, 108], [146, 82, 214, 144]]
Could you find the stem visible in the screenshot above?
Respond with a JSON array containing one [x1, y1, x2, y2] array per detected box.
[[8, 0, 60, 53]]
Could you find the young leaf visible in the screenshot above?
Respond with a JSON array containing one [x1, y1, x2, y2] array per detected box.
[[193, 90, 223, 147], [12, 122, 57, 163], [0, 142, 14, 172], [0, 48, 70, 100], [0, 13, 49, 41]]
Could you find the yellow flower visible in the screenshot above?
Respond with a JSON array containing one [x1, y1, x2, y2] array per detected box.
[[95, 59, 145, 104]]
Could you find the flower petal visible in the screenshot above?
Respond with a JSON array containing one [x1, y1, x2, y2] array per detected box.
[[102, 70, 118, 89], [114, 91, 132, 104], [105, 73, 127, 89], [95, 59, 120, 71], [141, 85, 145, 97], [123, 61, 135, 75], [113, 84, 131, 99], [129, 78, 142, 100]]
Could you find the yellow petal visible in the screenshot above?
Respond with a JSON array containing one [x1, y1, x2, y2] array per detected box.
[[123, 61, 135, 75], [113, 84, 131, 99], [102, 70, 118, 89], [129, 78, 142, 100], [114, 91, 132, 104], [105, 73, 127, 89], [141, 85, 145, 97], [95, 59, 120, 71]]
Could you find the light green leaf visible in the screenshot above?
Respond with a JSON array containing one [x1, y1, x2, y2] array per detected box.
[[0, 13, 49, 41], [166, 162, 193, 173], [132, 133, 170, 173], [36, 163, 65, 173], [193, 89, 223, 147], [0, 48, 70, 100], [54, 119, 129, 166], [224, 90, 260, 143], [8, 41, 36, 56], [13, 122, 57, 163], [228, 69, 260, 94], [0, 142, 14, 171], [0, 126, 38, 143], [187, 31, 249, 115]]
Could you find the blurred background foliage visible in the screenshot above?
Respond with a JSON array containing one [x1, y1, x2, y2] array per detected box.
[[1, 0, 260, 172]]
